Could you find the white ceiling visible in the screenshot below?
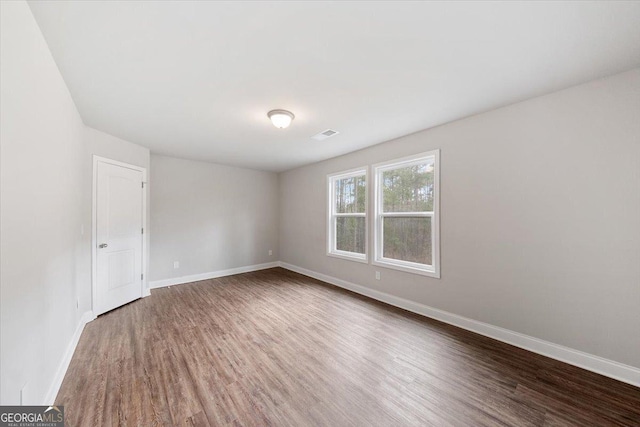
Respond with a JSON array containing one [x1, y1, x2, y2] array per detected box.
[[28, 1, 640, 172]]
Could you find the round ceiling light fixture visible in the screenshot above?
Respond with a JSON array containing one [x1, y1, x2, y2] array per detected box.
[[267, 109, 295, 129]]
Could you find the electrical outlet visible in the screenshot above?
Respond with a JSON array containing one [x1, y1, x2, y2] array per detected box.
[[173, 261, 179, 269], [375, 271, 381, 280], [268, 249, 273, 256]]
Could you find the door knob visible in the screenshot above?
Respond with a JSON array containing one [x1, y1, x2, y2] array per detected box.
[[99, 243, 108, 248]]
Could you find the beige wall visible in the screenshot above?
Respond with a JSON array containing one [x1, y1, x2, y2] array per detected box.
[[149, 155, 279, 282], [0, 1, 87, 404], [279, 69, 640, 368]]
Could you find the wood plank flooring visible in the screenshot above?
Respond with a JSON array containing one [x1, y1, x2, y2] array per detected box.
[[56, 268, 640, 426]]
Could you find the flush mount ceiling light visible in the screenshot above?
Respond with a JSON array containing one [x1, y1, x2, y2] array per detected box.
[[267, 109, 295, 129]]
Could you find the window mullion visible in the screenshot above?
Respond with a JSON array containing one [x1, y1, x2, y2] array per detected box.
[[379, 212, 432, 217]]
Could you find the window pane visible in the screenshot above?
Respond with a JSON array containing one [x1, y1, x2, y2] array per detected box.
[[335, 175, 366, 213], [383, 217, 432, 265], [382, 160, 434, 212], [336, 217, 365, 254]]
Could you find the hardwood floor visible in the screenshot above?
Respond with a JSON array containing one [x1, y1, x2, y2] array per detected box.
[[56, 268, 640, 426]]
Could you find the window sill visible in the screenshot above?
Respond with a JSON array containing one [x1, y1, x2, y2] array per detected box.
[[327, 251, 368, 264], [372, 258, 440, 278]]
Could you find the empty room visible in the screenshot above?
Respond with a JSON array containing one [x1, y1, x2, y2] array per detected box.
[[1, 1, 639, 426]]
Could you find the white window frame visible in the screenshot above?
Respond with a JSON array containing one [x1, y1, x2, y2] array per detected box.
[[373, 150, 440, 278], [327, 167, 368, 263]]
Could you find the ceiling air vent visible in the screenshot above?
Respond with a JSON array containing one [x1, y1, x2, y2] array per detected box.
[[311, 129, 340, 141]]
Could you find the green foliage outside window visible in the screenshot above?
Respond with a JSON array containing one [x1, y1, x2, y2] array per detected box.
[[334, 175, 366, 253], [381, 162, 434, 265], [382, 163, 434, 212]]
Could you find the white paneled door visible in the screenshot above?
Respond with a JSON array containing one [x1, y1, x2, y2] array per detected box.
[[95, 160, 144, 315]]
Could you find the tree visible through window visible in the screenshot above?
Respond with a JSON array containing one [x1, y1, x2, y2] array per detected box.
[[382, 162, 433, 264], [374, 151, 440, 277], [328, 169, 367, 261]]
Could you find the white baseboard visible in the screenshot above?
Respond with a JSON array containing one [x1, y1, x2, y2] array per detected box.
[[44, 310, 96, 404], [42, 262, 277, 404], [149, 262, 280, 289], [279, 262, 640, 388]]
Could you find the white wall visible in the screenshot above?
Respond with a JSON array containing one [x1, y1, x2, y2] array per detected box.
[[279, 69, 640, 369], [149, 155, 279, 283], [85, 127, 150, 171], [0, 1, 87, 404]]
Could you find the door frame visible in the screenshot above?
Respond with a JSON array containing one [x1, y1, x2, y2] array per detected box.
[[92, 155, 148, 316]]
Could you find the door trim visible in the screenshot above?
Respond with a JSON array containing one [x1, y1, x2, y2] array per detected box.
[[92, 155, 148, 316]]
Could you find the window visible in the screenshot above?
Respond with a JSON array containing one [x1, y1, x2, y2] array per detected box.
[[327, 168, 367, 262], [373, 150, 439, 277]]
